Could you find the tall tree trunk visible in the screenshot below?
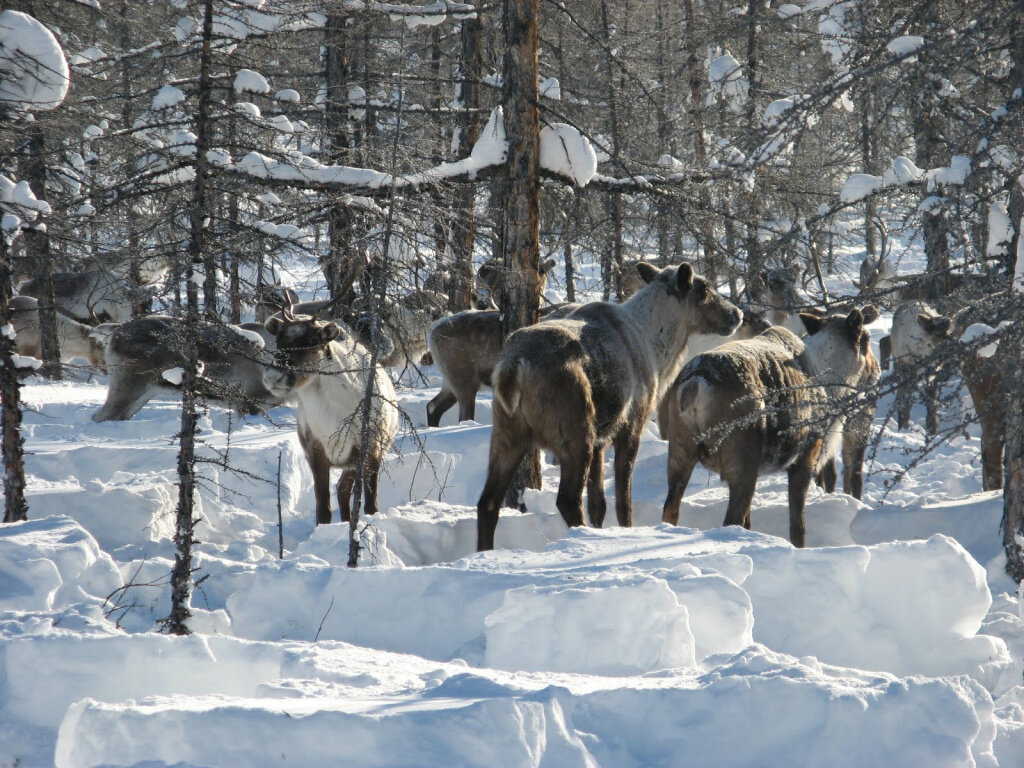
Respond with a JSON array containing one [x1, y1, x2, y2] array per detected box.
[[324, 13, 356, 304], [742, 0, 763, 289], [500, 0, 543, 504], [600, 0, 624, 300], [165, 0, 215, 636], [682, 0, 718, 280], [449, 8, 482, 312], [913, 3, 950, 297], [22, 125, 62, 379], [0, 236, 27, 523]]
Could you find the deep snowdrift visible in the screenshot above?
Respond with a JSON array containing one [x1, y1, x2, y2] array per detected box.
[[0, 356, 1022, 767]]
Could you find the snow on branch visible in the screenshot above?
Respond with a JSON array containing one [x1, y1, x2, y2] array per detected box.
[[0, 10, 70, 112]]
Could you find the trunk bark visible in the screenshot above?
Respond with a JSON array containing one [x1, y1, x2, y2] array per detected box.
[[0, 236, 27, 523], [324, 14, 357, 304], [22, 125, 62, 379], [165, 0, 215, 635], [500, 0, 544, 504], [449, 8, 482, 312]]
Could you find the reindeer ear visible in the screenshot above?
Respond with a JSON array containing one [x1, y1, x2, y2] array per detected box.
[[540, 258, 556, 275], [319, 322, 343, 344], [860, 304, 879, 324], [846, 308, 865, 336], [918, 314, 951, 337], [800, 312, 825, 335], [635, 261, 659, 284], [477, 262, 501, 286], [265, 316, 283, 336], [675, 262, 695, 290]]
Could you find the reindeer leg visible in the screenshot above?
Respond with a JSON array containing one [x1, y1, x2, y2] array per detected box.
[[843, 434, 868, 500], [363, 450, 382, 515], [662, 440, 697, 526], [612, 429, 642, 528], [457, 385, 478, 423], [586, 444, 607, 528], [895, 364, 911, 431], [924, 380, 939, 437], [723, 473, 756, 532], [302, 434, 333, 525], [787, 454, 815, 548], [817, 458, 837, 494], [476, 440, 530, 551], [555, 444, 589, 529], [426, 388, 456, 427], [337, 469, 356, 523]]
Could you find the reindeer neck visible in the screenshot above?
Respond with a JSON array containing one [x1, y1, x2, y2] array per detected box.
[[622, 286, 691, 380]]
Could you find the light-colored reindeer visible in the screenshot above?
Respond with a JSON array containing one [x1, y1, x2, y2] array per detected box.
[[262, 306, 399, 525], [8, 295, 106, 368]]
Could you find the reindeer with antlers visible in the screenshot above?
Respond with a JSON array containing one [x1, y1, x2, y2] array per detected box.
[[262, 298, 399, 525]]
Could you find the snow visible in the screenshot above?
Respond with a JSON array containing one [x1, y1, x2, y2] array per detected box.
[[1, 247, 1024, 766], [0, 10, 70, 111], [274, 88, 300, 104], [234, 68, 270, 95], [539, 76, 561, 100], [961, 323, 1011, 359], [539, 123, 598, 186], [888, 35, 925, 58], [708, 51, 748, 113], [840, 173, 884, 203], [988, 202, 1014, 257], [151, 84, 186, 111], [883, 155, 925, 185]]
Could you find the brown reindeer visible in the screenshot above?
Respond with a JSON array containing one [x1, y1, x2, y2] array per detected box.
[[474, 256, 557, 310], [425, 303, 576, 427], [654, 309, 773, 438], [905, 309, 1009, 491], [661, 309, 870, 547], [92, 316, 281, 422], [475, 262, 742, 551]]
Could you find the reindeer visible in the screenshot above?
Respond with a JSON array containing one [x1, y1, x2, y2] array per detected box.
[[425, 302, 576, 427], [255, 284, 443, 372], [92, 316, 281, 422], [262, 307, 399, 525], [8, 295, 106, 368], [654, 309, 773, 438], [475, 262, 742, 551], [474, 256, 557, 309], [748, 266, 809, 336], [889, 300, 947, 435], [816, 309, 881, 500], [18, 269, 150, 325], [903, 308, 1009, 491], [661, 309, 870, 547]]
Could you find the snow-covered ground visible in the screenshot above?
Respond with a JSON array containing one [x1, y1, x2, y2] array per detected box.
[[2, 251, 1024, 767]]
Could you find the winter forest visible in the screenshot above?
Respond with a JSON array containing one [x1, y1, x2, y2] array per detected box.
[[3, 0, 1024, 765]]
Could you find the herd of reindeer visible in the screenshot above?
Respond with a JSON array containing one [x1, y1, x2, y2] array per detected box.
[[8, 250, 1010, 552]]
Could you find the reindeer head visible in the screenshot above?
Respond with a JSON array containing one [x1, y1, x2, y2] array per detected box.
[[636, 261, 743, 338], [474, 257, 557, 310], [262, 310, 343, 396], [799, 307, 873, 388]]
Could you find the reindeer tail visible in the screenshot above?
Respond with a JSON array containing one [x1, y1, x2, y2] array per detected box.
[[493, 357, 524, 414]]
